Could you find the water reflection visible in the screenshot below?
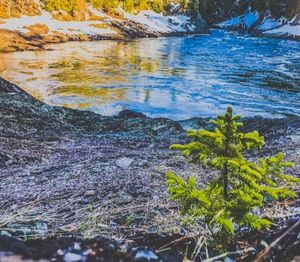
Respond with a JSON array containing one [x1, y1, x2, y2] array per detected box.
[[0, 30, 299, 119]]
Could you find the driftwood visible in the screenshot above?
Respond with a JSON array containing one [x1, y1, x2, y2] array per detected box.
[[254, 220, 300, 262]]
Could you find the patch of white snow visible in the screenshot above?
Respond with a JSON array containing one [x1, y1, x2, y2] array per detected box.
[[264, 23, 300, 37], [217, 11, 259, 30], [256, 18, 283, 31], [0, 10, 117, 36], [124, 10, 195, 33]]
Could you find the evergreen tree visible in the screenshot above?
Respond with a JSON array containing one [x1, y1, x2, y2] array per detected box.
[[166, 107, 299, 240], [267, 0, 284, 17]]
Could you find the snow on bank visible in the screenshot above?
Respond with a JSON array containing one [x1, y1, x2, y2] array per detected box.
[[0, 7, 198, 38], [261, 15, 300, 38], [256, 17, 286, 31], [124, 10, 196, 33], [0, 10, 116, 36], [217, 12, 300, 39], [264, 23, 300, 37], [217, 12, 259, 30]]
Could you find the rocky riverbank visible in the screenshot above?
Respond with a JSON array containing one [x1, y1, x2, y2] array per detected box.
[[216, 12, 300, 41], [0, 3, 206, 53], [1, 77, 300, 261]]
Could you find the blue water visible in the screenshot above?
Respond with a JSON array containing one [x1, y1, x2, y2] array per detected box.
[[0, 29, 299, 119]]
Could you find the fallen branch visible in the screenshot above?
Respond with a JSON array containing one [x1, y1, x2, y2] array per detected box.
[[156, 235, 194, 252], [254, 220, 300, 262], [202, 247, 255, 262]]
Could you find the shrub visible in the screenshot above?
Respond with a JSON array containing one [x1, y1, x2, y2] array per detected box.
[[41, 0, 187, 14], [166, 107, 299, 243], [42, 0, 78, 12]]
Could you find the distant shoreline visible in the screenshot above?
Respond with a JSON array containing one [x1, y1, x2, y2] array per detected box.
[[0, 9, 207, 52]]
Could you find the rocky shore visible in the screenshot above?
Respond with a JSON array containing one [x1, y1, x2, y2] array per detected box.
[[216, 12, 300, 41], [0, 5, 206, 53], [0, 77, 300, 261]]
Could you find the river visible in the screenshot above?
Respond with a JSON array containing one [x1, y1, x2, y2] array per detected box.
[[0, 29, 299, 120]]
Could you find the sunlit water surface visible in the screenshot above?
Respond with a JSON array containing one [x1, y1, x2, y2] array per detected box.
[[0, 30, 299, 120]]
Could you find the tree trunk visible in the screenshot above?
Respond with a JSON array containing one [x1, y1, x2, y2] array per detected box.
[[223, 163, 228, 199]]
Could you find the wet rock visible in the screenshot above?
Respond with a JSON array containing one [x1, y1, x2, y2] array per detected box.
[[134, 248, 159, 262], [64, 252, 82, 262], [116, 157, 134, 169]]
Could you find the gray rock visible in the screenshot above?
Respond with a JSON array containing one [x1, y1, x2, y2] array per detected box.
[[85, 190, 96, 197]]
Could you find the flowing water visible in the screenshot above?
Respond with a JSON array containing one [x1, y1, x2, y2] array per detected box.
[[0, 29, 299, 120]]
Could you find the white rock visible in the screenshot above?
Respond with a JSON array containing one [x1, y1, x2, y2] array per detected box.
[[116, 157, 133, 169], [64, 252, 82, 262]]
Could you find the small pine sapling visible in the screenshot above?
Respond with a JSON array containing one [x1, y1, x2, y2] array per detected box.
[[166, 107, 299, 240]]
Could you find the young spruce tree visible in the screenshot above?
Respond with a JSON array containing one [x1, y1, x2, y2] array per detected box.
[[166, 107, 299, 239]]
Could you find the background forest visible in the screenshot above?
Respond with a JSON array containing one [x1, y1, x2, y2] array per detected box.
[[40, 0, 300, 22]]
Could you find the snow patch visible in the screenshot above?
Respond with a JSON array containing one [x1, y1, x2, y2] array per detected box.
[[123, 10, 196, 33], [217, 12, 300, 39], [0, 8, 198, 38], [256, 17, 283, 31], [259, 15, 300, 37], [217, 12, 259, 30], [0, 10, 118, 36], [264, 23, 300, 37]]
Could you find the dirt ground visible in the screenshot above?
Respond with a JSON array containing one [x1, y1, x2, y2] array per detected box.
[[0, 77, 300, 261]]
